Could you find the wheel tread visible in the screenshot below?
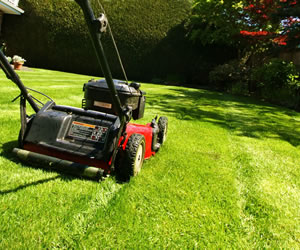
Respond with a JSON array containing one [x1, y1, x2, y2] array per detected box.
[[158, 116, 168, 144]]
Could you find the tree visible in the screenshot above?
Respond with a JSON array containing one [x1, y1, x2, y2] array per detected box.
[[190, 0, 299, 48], [189, 0, 244, 45], [272, 0, 300, 47], [238, 0, 281, 64], [240, 0, 300, 47]]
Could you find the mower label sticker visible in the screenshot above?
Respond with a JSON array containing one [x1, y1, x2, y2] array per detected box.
[[68, 121, 109, 143], [94, 101, 112, 109]]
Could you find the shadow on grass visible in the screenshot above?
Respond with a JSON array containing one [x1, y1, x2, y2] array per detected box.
[[148, 87, 300, 147], [0, 141, 100, 192], [0, 176, 61, 195]]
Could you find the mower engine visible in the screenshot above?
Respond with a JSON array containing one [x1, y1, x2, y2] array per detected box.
[[82, 79, 146, 120]]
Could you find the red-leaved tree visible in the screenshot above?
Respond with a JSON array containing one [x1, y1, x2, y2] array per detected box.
[[240, 0, 299, 47]]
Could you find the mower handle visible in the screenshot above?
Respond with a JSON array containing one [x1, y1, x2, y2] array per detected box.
[[74, 0, 125, 119], [74, 0, 130, 170], [0, 50, 39, 113]]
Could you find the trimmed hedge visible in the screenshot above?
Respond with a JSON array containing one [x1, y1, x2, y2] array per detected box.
[[3, 0, 236, 83], [2, 0, 190, 80]]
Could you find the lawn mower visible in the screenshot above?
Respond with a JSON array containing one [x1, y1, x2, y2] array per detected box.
[[0, 0, 168, 181]]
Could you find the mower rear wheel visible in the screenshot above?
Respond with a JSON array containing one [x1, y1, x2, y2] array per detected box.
[[158, 116, 168, 145], [121, 133, 145, 180]]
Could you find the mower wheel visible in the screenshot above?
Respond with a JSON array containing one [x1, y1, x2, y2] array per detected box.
[[158, 116, 168, 145], [121, 133, 145, 180]]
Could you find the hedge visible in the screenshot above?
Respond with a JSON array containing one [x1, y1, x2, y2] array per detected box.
[[2, 0, 236, 84]]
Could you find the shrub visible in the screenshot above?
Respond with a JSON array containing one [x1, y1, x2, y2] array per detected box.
[[209, 60, 250, 94], [251, 59, 300, 108]]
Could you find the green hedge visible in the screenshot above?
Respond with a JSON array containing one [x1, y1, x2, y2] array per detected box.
[[3, 0, 190, 80], [3, 0, 236, 84]]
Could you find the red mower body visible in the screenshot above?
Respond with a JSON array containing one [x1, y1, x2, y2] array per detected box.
[[123, 123, 155, 159], [21, 119, 159, 176]]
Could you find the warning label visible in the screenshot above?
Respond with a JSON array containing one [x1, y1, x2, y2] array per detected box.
[[68, 121, 109, 143]]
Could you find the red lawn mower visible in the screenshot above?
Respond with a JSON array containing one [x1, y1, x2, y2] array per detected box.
[[0, 0, 168, 181]]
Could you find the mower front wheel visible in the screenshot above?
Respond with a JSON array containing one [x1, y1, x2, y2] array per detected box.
[[158, 116, 168, 145], [119, 133, 145, 181]]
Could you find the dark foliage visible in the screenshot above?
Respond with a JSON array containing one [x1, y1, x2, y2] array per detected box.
[[2, 0, 188, 82], [251, 59, 300, 109], [2, 0, 236, 85], [209, 58, 300, 110]]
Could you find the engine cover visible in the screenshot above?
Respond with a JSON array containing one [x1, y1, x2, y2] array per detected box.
[[82, 79, 146, 120], [23, 101, 121, 162]]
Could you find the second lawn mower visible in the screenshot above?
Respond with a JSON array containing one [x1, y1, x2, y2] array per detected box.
[[0, 0, 168, 181]]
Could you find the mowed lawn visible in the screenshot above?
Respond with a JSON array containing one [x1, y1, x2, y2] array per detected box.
[[0, 68, 299, 248]]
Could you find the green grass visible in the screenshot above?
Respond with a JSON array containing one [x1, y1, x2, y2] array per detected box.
[[0, 68, 300, 248]]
